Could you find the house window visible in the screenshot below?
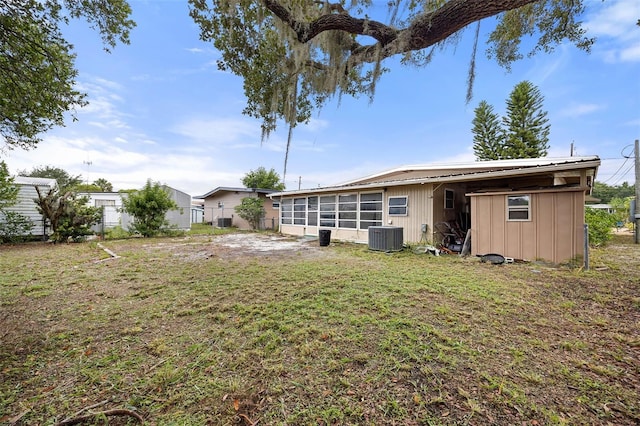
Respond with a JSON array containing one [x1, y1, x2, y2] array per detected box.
[[272, 200, 280, 209], [388, 196, 408, 216], [319, 195, 336, 227], [95, 199, 116, 207], [293, 197, 306, 225], [444, 189, 454, 209], [307, 196, 318, 226], [338, 194, 357, 228], [280, 199, 293, 225], [359, 192, 383, 229], [507, 195, 530, 221]]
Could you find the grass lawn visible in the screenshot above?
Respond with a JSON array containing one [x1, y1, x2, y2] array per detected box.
[[1, 231, 638, 425]]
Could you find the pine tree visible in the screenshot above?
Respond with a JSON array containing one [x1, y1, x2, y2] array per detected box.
[[502, 81, 550, 159], [472, 101, 505, 160], [472, 81, 550, 160]]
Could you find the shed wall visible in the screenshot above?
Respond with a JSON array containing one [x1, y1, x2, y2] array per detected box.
[[10, 185, 49, 236], [470, 189, 585, 264]]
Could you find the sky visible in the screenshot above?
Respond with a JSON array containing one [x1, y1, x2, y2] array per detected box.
[[2, 0, 640, 197]]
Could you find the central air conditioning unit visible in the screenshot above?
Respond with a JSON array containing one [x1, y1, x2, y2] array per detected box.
[[217, 218, 232, 228], [368, 226, 404, 252]]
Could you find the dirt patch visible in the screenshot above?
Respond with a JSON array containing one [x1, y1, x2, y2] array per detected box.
[[133, 232, 333, 261]]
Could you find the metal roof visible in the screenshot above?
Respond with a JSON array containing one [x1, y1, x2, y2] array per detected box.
[[269, 156, 601, 197], [196, 186, 278, 199], [14, 176, 58, 187]]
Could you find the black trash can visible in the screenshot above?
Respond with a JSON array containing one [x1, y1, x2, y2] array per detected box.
[[319, 229, 331, 247]]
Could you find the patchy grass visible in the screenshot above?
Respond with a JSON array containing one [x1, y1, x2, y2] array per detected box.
[[1, 232, 638, 425]]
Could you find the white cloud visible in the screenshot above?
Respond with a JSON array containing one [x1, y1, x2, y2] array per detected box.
[[585, 0, 640, 63], [172, 117, 260, 145], [559, 102, 604, 118], [301, 118, 330, 132]]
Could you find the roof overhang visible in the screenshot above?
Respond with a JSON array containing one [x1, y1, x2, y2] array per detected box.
[[269, 158, 601, 198]]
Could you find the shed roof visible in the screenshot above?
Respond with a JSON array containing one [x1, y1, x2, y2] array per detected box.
[[196, 187, 277, 199], [14, 176, 58, 187], [269, 156, 600, 197]]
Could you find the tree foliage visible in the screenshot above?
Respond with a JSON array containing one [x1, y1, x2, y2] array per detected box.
[[0, 161, 18, 210], [473, 81, 549, 160], [0, 0, 135, 150], [19, 165, 82, 192], [0, 161, 34, 242], [592, 181, 635, 204], [34, 186, 101, 243], [189, 0, 593, 141], [234, 197, 265, 230], [472, 101, 504, 161], [502, 81, 550, 158], [242, 167, 285, 190], [121, 180, 179, 237], [93, 178, 114, 192]]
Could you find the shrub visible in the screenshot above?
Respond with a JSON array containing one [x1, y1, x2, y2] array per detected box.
[[234, 197, 264, 230], [0, 211, 34, 243], [121, 180, 179, 237], [585, 207, 616, 247]]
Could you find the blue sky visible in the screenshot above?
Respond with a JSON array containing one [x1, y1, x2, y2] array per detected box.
[[4, 0, 640, 196]]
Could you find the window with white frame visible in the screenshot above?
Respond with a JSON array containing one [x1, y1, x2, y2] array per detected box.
[[507, 195, 531, 221], [338, 194, 357, 228], [388, 196, 408, 216], [307, 196, 318, 226], [359, 192, 383, 229], [95, 199, 116, 207], [272, 200, 280, 209], [319, 195, 336, 227], [280, 199, 293, 224], [293, 197, 306, 225], [444, 189, 455, 209]]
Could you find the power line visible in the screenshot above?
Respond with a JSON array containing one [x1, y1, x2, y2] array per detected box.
[[610, 162, 635, 186], [601, 156, 631, 184]]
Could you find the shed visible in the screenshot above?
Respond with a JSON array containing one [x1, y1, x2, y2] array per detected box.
[[4, 177, 58, 238], [84, 185, 192, 233]]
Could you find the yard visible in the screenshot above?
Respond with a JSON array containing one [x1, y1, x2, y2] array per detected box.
[[1, 231, 638, 425]]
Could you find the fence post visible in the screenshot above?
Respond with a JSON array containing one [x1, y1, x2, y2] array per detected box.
[[583, 223, 589, 271]]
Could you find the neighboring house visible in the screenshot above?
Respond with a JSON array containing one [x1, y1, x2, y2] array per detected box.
[[269, 156, 600, 265], [83, 192, 132, 234], [196, 187, 279, 230], [2, 177, 58, 238], [84, 185, 192, 233], [585, 204, 613, 214]]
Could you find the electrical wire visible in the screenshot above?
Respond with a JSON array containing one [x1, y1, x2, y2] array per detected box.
[[600, 156, 630, 184], [610, 162, 635, 186]]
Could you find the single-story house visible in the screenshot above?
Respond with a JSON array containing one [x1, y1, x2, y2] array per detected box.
[[84, 185, 192, 233], [196, 187, 279, 230], [1, 176, 58, 238], [269, 156, 600, 265]]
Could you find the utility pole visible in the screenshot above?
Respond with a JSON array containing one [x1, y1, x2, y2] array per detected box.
[[634, 139, 639, 244]]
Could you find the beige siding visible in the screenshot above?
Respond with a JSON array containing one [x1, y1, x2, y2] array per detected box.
[[279, 185, 434, 245], [203, 191, 276, 230], [385, 185, 434, 243], [469, 188, 585, 264]]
